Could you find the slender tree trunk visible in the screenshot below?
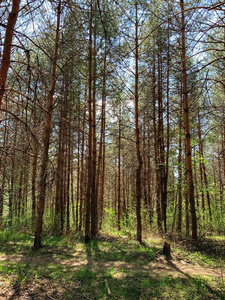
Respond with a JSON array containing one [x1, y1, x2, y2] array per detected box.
[[153, 52, 162, 233], [0, 170, 6, 226], [143, 112, 148, 211], [76, 98, 81, 231], [177, 98, 182, 232], [198, 144, 205, 217], [122, 157, 127, 218], [55, 106, 63, 232], [85, 1, 93, 243], [135, 1, 142, 242], [193, 146, 199, 210], [32, 115, 38, 226], [157, 49, 166, 232], [117, 105, 121, 231], [23, 156, 29, 217], [9, 120, 18, 227], [185, 166, 190, 237], [79, 104, 86, 231], [164, 25, 171, 233], [180, 0, 197, 240], [0, 0, 20, 107], [91, 19, 97, 238], [197, 110, 212, 222], [66, 98, 71, 234], [218, 152, 223, 213], [34, 0, 61, 250], [99, 112, 106, 229], [97, 43, 107, 230], [70, 132, 75, 225], [147, 123, 153, 225]]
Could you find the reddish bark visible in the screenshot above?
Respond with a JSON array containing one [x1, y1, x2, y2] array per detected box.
[[0, 0, 20, 106], [34, 0, 61, 250], [180, 0, 197, 240]]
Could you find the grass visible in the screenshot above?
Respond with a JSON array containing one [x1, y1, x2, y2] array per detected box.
[[171, 236, 225, 268], [0, 231, 224, 299]]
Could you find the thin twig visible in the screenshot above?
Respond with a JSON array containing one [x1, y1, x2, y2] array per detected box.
[[105, 279, 112, 296]]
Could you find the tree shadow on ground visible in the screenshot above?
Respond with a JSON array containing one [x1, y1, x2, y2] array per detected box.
[[84, 238, 224, 300], [0, 241, 76, 300], [85, 238, 159, 264], [1, 235, 224, 299], [173, 236, 225, 265]]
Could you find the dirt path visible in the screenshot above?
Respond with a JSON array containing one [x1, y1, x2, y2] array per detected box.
[[89, 257, 221, 279]]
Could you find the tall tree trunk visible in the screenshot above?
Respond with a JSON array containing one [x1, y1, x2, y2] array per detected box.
[[147, 122, 153, 225], [157, 49, 166, 233], [117, 105, 121, 231], [32, 107, 38, 226], [99, 110, 106, 229], [218, 152, 223, 213], [91, 19, 97, 238], [0, 0, 20, 107], [197, 110, 212, 222], [97, 42, 107, 230], [177, 97, 183, 232], [153, 52, 162, 233], [66, 94, 71, 234], [85, 0, 93, 243], [164, 24, 171, 233], [79, 103, 86, 231], [9, 119, 18, 227], [0, 170, 6, 226], [180, 0, 197, 240], [70, 130, 75, 225], [135, 1, 142, 243], [55, 105, 63, 233], [143, 111, 148, 211], [34, 0, 61, 250], [76, 98, 81, 231], [122, 156, 127, 219], [193, 146, 199, 210]]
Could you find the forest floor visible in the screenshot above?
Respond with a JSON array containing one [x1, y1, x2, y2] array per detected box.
[[0, 231, 224, 299]]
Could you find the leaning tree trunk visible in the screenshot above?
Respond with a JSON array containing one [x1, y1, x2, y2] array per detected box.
[[0, 0, 20, 107], [34, 0, 61, 250]]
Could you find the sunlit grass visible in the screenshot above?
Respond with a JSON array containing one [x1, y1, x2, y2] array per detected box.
[[0, 230, 224, 299]]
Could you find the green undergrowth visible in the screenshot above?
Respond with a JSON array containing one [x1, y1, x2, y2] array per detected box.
[[171, 236, 225, 268], [0, 231, 224, 299]]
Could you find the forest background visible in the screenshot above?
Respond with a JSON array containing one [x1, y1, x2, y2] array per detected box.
[[0, 0, 225, 250], [1, 1, 225, 299]]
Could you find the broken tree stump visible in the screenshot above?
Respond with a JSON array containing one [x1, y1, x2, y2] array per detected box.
[[163, 241, 172, 260]]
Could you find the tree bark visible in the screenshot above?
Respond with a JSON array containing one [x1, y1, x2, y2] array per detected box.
[[180, 0, 197, 240], [79, 103, 86, 231], [34, 0, 61, 250], [153, 51, 162, 233], [117, 105, 121, 231], [0, 0, 20, 107], [85, 0, 93, 243], [197, 110, 212, 222], [177, 97, 183, 232], [135, 1, 142, 243], [91, 18, 97, 238]]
